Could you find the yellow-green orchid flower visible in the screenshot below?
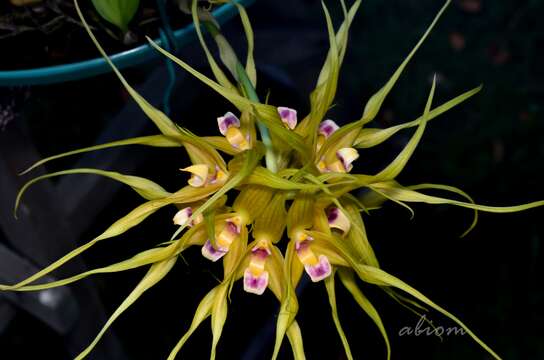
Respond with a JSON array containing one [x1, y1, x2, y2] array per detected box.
[[2, 1, 544, 360]]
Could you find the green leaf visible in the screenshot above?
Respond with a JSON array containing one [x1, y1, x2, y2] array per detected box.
[[91, 0, 140, 32]]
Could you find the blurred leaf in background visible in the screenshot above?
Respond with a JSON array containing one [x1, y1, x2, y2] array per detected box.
[[91, 0, 140, 33]]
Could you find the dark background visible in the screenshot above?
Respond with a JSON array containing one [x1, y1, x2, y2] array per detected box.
[[1, 0, 543, 359]]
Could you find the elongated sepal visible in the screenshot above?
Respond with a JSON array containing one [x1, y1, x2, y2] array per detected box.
[[327, 207, 351, 234], [217, 112, 241, 135], [181, 164, 209, 187], [243, 269, 269, 295], [201, 240, 227, 262], [277, 107, 298, 130]]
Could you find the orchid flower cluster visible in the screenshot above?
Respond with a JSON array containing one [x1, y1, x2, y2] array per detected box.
[[2, 1, 543, 359]]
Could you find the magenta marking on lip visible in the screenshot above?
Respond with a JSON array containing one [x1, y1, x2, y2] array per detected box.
[[251, 248, 270, 259], [327, 207, 339, 223]]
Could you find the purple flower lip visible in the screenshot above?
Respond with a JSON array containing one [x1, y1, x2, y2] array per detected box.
[[225, 220, 240, 234], [295, 238, 313, 252], [326, 206, 351, 234], [304, 255, 332, 282], [201, 239, 227, 262], [327, 207, 339, 223], [277, 106, 297, 129], [319, 119, 339, 138], [251, 247, 271, 259], [243, 269, 269, 295], [217, 112, 241, 135]]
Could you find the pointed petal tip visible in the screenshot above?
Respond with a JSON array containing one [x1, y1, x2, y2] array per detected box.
[[180, 164, 209, 187]]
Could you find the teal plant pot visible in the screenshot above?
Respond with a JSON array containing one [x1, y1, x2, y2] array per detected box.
[[0, 0, 253, 86]]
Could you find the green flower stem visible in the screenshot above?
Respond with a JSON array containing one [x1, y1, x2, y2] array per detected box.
[[235, 63, 277, 173], [203, 20, 278, 173]]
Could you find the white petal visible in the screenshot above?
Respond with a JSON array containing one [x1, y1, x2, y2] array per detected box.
[[173, 207, 192, 226], [336, 147, 359, 172], [327, 207, 351, 234], [277, 106, 297, 130], [217, 112, 240, 135], [319, 119, 339, 138]]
